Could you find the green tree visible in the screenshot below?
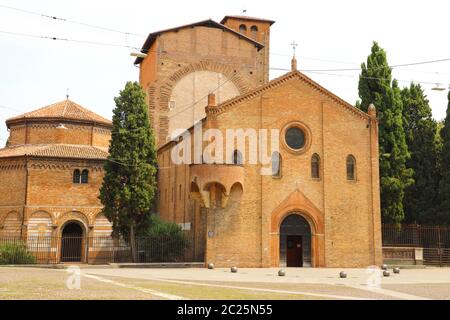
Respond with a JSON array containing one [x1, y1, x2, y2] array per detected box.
[[401, 83, 440, 224], [438, 91, 450, 225], [357, 42, 413, 224], [99, 81, 158, 261]]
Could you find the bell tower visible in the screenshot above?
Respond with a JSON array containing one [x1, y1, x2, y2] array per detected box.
[[220, 15, 274, 83]]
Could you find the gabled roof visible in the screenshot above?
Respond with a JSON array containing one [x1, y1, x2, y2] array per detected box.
[[6, 99, 112, 127], [134, 19, 265, 64], [220, 15, 275, 25], [207, 70, 371, 120], [0, 144, 109, 160], [158, 69, 372, 152]]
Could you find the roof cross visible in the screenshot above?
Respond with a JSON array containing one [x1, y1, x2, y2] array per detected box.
[[291, 41, 298, 57]]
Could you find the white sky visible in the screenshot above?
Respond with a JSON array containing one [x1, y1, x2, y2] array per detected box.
[[1, 0, 449, 145]]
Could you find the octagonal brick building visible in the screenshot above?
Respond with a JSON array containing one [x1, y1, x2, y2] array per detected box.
[[0, 99, 113, 262]]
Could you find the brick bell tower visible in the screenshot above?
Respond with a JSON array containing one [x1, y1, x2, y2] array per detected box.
[[220, 15, 274, 84], [135, 16, 274, 146]]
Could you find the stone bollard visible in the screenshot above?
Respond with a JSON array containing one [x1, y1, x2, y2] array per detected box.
[[393, 267, 400, 274], [383, 270, 390, 277], [339, 271, 347, 278], [207, 263, 214, 270], [278, 269, 286, 277], [231, 266, 238, 273], [381, 264, 388, 270]]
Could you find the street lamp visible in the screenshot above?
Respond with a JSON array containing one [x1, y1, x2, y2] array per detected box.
[[130, 52, 147, 59]]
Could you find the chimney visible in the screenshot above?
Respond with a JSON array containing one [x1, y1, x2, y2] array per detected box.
[[207, 93, 216, 107]]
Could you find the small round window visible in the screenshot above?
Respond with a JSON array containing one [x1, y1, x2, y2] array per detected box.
[[285, 127, 305, 150]]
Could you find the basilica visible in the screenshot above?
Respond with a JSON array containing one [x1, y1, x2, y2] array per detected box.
[[0, 15, 382, 267]]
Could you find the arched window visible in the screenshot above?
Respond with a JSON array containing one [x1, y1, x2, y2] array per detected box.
[[346, 155, 356, 180], [311, 154, 320, 179], [232, 150, 243, 165], [81, 169, 89, 184], [73, 169, 81, 184], [239, 24, 247, 33], [250, 25, 258, 36], [272, 151, 281, 177]]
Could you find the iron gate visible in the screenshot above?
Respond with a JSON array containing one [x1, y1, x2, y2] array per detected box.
[[60, 236, 83, 262]]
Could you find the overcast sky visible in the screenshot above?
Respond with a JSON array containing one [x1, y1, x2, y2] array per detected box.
[[1, 0, 449, 145]]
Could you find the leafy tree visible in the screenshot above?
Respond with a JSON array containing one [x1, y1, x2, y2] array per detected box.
[[401, 83, 440, 224], [357, 42, 413, 224], [99, 81, 158, 261], [139, 215, 189, 262], [438, 91, 450, 225]]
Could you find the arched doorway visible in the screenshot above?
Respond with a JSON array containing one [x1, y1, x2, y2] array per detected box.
[[60, 221, 84, 262], [279, 214, 312, 267]]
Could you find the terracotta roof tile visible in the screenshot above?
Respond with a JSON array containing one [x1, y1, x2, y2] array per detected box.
[[0, 144, 109, 160], [6, 100, 112, 126], [220, 15, 275, 25]]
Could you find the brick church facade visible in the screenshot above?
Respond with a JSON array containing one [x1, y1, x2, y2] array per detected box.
[[0, 15, 382, 267], [136, 16, 382, 267]]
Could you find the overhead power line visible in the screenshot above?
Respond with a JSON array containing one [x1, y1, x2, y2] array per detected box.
[[0, 29, 143, 51], [0, 4, 145, 37], [2, 2, 450, 75], [294, 58, 450, 73], [2, 26, 450, 75]]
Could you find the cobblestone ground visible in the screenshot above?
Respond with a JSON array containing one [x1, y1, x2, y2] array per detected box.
[[1, 266, 450, 300]]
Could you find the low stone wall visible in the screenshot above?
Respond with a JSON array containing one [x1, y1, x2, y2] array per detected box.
[[382, 247, 423, 266]]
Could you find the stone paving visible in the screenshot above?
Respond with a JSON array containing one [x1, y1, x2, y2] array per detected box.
[[1, 266, 449, 300]]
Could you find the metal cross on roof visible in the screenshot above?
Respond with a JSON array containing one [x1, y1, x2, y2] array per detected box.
[[291, 41, 298, 57]]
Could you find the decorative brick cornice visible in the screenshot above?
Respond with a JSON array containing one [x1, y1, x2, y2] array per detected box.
[[0, 159, 26, 170], [209, 71, 371, 121], [29, 158, 105, 171]]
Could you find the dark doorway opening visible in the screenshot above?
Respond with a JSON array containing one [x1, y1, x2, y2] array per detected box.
[[286, 235, 303, 267], [61, 222, 84, 262], [280, 214, 312, 267]]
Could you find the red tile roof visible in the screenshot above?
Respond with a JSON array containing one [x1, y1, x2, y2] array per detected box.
[[220, 15, 275, 25], [0, 144, 109, 160], [6, 100, 112, 127]]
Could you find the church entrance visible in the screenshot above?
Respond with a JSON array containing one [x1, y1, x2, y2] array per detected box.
[[280, 214, 311, 267], [60, 222, 84, 262]]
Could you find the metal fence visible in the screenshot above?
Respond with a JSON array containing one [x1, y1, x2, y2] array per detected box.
[[382, 224, 450, 266], [382, 224, 450, 248], [0, 235, 192, 265]]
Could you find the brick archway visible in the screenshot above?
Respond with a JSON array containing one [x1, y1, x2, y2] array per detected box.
[[270, 189, 325, 267], [150, 61, 253, 144], [158, 61, 253, 104]]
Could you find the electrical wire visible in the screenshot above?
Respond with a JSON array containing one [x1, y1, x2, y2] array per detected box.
[[2, 3, 450, 75], [0, 30, 143, 51], [0, 4, 145, 37], [2, 23, 450, 75]]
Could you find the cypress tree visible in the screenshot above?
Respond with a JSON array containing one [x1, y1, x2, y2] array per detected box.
[[357, 42, 413, 224], [438, 91, 450, 225], [401, 83, 440, 224], [99, 81, 158, 261]]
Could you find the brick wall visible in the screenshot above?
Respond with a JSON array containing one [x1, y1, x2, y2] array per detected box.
[[8, 122, 111, 148], [139, 24, 270, 146], [157, 73, 382, 268]]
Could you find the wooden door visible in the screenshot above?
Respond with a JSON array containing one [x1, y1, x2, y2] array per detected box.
[[286, 235, 303, 267]]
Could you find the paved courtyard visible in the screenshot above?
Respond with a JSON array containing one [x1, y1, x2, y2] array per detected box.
[[0, 266, 449, 300]]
